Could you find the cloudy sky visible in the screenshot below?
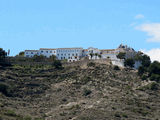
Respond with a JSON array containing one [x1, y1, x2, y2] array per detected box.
[[0, 0, 160, 61]]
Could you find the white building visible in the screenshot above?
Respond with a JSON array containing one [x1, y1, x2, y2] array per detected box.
[[39, 48, 56, 58], [24, 44, 141, 68], [24, 50, 39, 57], [87, 47, 101, 60], [101, 49, 118, 60], [56, 48, 83, 62]]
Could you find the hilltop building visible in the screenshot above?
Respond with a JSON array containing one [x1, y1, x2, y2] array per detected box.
[[24, 44, 139, 68]]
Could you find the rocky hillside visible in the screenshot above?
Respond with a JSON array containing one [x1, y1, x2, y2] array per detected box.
[[0, 61, 160, 120]]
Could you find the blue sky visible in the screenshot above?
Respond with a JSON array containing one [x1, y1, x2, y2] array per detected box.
[[0, 0, 160, 60]]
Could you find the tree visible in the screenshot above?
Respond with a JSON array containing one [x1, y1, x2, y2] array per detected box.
[[0, 48, 7, 65], [89, 53, 94, 59], [98, 54, 102, 59], [33, 55, 46, 62], [138, 66, 146, 76], [0, 48, 7, 59], [16, 51, 25, 57], [19, 52, 25, 56], [117, 52, 126, 59], [148, 61, 160, 76], [52, 60, 62, 69], [49, 55, 57, 62], [124, 58, 135, 68], [94, 53, 98, 59], [141, 55, 151, 67]]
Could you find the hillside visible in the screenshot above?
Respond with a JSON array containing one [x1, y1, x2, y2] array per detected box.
[[0, 61, 160, 120]]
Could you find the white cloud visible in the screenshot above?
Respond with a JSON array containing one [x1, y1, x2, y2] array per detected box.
[[141, 48, 160, 62], [135, 14, 144, 19], [136, 23, 160, 42]]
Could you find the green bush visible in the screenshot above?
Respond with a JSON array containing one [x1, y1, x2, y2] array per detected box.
[[149, 82, 159, 90], [83, 88, 92, 96], [150, 74, 160, 82], [117, 52, 126, 59], [87, 62, 95, 67], [124, 58, 135, 68], [138, 66, 146, 76], [0, 83, 9, 96], [113, 65, 120, 70], [5, 110, 17, 117], [139, 82, 159, 91], [52, 60, 62, 69]]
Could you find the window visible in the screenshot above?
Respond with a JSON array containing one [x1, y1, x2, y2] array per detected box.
[[61, 57, 63, 59], [41, 51, 43, 53], [64, 54, 66, 56], [31, 52, 33, 54], [68, 54, 70, 56], [46, 51, 48, 53], [50, 51, 52, 53], [72, 54, 74, 56], [57, 54, 59, 56], [61, 54, 63, 56]]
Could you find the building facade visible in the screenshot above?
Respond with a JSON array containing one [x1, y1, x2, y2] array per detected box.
[[56, 48, 83, 62], [24, 44, 140, 69], [24, 50, 39, 58]]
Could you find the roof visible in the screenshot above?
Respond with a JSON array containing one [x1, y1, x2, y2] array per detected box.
[[25, 50, 39, 52], [40, 48, 56, 50], [57, 47, 83, 50], [100, 49, 115, 52]]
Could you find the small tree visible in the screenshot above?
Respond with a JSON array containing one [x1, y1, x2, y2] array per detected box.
[[52, 60, 62, 69], [49, 55, 57, 62], [124, 58, 135, 68], [0, 48, 7, 59], [0, 83, 9, 96], [19, 52, 24, 56], [95, 53, 98, 59], [33, 55, 46, 62], [117, 52, 126, 59], [141, 55, 151, 67], [0, 48, 7, 65], [89, 53, 94, 59], [98, 54, 102, 59], [16, 51, 25, 57]]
